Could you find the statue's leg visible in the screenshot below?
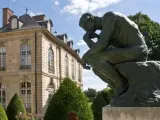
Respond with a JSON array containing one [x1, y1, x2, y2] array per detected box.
[[92, 68, 116, 89], [85, 54, 128, 95]]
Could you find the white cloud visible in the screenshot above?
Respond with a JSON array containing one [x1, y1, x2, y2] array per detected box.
[[54, 1, 60, 6], [28, 11, 44, 16], [82, 69, 107, 91], [82, 48, 89, 54], [95, 11, 104, 16], [76, 39, 86, 46], [62, 0, 123, 15]]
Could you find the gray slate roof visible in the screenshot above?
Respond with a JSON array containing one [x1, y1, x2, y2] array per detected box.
[[0, 13, 49, 32]]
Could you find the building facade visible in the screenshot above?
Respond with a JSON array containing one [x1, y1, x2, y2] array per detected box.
[[0, 8, 83, 116]]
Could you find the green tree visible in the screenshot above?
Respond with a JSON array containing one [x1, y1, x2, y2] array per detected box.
[[84, 88, 97, 98], [44, 77, 93, 120], [6, 93, 26, 120], [91, 87, 115, 120], [0, 104, 8, 120], [91, 92, 106, 120], [128, 12, 160, 60], [101, 87, 115, 104], [84, 88, 97, 102]]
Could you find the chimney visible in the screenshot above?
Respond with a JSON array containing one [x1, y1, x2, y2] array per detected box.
[[32, 15, 46, 21], [3, 8, 14, 26]]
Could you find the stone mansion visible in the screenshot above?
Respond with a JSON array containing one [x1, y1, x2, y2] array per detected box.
[[0, 8, 83, 116]]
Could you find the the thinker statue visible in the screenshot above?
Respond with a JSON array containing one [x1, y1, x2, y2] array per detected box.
[[79, 11, 149, 96]]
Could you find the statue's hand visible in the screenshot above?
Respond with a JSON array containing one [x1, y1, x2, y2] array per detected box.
[[82, 59, 91, 70], [83, 32, 99, 41], [83, 65, 91, 70], [82, 53, 91, 70], [90, 33, 100, 39]]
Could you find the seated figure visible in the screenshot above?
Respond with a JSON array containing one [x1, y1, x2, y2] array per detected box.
[[79, 11, 149, 95]]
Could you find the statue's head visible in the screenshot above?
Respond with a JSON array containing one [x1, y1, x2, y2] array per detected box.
[[79, 13, 96, 32]]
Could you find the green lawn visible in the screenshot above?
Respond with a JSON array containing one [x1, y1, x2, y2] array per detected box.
[[88, 102, 93, 107]]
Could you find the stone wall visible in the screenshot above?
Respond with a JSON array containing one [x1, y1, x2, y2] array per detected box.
[[0, 29, 83, 116], [103, 107, 160, 120]]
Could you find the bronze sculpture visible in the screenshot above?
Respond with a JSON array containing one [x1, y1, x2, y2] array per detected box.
[[79, 11, 160, 106]]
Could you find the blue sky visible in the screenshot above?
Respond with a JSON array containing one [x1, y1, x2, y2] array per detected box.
[[0, 0, 160, 91]]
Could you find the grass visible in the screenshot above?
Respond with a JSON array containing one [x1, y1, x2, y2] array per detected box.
[[88, 102, 93, 107]]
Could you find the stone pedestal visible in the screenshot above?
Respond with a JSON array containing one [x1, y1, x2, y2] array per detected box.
[[103, 107, 160, 120]]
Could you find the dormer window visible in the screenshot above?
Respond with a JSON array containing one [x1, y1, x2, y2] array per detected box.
[[47, 22, 51, 32], [56, 33, 68, 43], [74, 49, 80, 55], [47, 19, 53, 32], [63, 35, 67, 43], [67, 40, 73, 49], [11, 18, 18, 29], [9, 15, 19, 29]]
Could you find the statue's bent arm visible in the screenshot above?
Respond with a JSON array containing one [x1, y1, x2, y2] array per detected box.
[[88, 12, 116, 55], [102, 45, 148, 64]]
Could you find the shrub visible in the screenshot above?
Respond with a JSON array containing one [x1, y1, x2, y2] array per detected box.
[[0, 104, 8, 120], [44, 77, 93, 120], [91, 92, 107, 120], [6, 93, 26, 120]]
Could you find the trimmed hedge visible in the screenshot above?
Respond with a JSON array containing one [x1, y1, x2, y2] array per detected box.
[[0, 104, 8, 120], [6, 93, 26, 120], [44, 77, 93, 120], [91, 92, 107, 120]]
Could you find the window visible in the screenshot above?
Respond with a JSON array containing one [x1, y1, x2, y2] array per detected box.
[[65, 55, 69, 77], [46, 78, 55, 109], [20, 82, 31, 113], [11, 18, 18, 29], [71, 60, 75, 79], [47, 22, 52, 32], [0, 82, 6, 108], [20, 44, 31, 69], [63, 35, 67, 43], [0, 46, 6, 71], [48, 46, 54, 73], [46, 78, 55, 95]]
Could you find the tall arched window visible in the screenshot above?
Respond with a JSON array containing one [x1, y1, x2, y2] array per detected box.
[[71, 60, 75, 79], [48, 46, 54, 73], [65, 55, 69, 77], [0, 82, 6, 108], [0, 46, 6, 71], [20, 82, 31, 113]]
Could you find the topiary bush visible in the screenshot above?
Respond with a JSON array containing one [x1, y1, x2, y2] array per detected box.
[[6, 93, 26, 120], [91, 92, 107, 120], [44, 77, 93, 120], [0, 104, 8, 120]]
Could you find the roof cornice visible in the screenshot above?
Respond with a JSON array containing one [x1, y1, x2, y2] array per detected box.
[[0, 27, 83, 65]]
